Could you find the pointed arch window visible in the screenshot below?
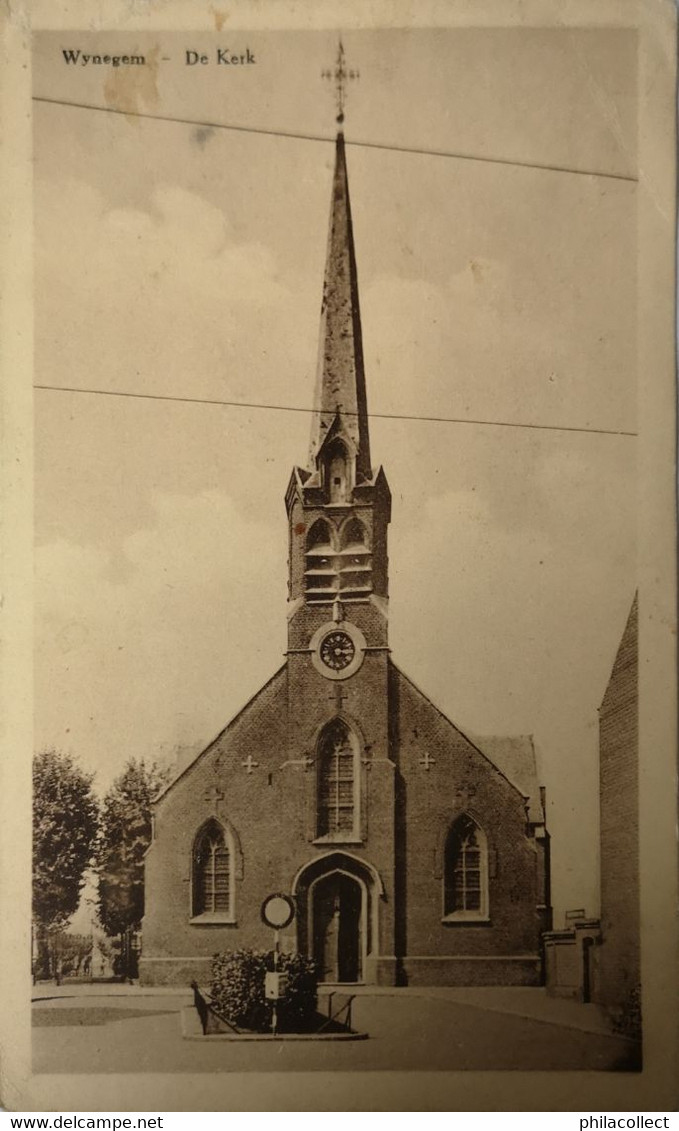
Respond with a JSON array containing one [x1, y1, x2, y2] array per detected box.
[[192, 819, 234, 920], [305, 519, 338, 603], [339, 517, 372, 599], [307, 518, 334, 552], [443, 814, 489, 921], [316, 718, 360, 841], [341, 518, 368, 550]]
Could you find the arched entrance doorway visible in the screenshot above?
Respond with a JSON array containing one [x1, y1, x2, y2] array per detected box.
[[311, 871, 363, 983], [291, 851, 384, 985]]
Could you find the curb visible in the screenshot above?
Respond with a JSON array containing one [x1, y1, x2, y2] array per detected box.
[[180, 1006, 368, 1042], [412, 994, 635, 1042]]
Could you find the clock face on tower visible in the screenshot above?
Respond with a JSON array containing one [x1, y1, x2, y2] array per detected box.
[[319, 630, 355, 671], [309, 620, 366, 681]]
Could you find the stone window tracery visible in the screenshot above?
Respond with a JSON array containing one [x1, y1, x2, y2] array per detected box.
[[316, 718, 360, 840], [443, 814, 489, 920], [192, 819, 233, 919]]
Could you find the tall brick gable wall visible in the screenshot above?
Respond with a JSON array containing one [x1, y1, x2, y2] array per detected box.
[[391, 666, 545, 986], [595, 596, 639, 1014], [140, 659, 547, 987], [139, 124, 549, 991]]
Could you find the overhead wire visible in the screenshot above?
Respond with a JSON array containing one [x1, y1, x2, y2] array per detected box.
[[32, 96, 637, 183], [33, 97, 636, 438], [34, 384, 636, 438]]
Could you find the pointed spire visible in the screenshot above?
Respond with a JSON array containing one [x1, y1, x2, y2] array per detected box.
[[308, 131, 371, 478], [309, 47, 371, 480]]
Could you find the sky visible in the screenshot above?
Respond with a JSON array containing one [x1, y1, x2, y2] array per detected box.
[[33, 27, 637, 923]]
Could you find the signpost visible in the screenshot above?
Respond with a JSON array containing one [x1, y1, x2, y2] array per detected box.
[[260, 893, 296, 1036]]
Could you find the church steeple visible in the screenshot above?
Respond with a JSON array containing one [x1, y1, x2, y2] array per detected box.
[[285, 44, 390, 639], [308, 129, 372, 482]]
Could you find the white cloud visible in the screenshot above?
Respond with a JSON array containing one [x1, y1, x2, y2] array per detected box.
[[36, 489, 285, 788], [35, 178, 318, 406]]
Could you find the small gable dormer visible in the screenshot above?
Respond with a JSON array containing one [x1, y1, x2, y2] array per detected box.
[[326, 437, 351, 504], [316, 412, 358, 505]]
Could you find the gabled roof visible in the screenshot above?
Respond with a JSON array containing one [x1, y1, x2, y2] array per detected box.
[[470, 735, 545, 825], [599, 591, 638, 713], [392, 662, 545, 825], [152, 664, 287, 805]]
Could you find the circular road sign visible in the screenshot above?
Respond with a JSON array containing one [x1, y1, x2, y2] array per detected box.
[[261, 893, 296, 930]]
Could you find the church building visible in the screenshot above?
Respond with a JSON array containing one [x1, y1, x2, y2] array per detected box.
[[140, 106, 551, 988]]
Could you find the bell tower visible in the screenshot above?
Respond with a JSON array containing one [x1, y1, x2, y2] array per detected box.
[[283, 53, 396, 975], [285, 84, 391, 663]]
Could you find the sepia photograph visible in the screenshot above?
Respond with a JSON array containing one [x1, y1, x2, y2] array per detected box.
[[1, 0, 676, 1113]]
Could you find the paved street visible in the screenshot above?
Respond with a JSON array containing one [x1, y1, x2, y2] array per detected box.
[[32, 986, 639, 1074]]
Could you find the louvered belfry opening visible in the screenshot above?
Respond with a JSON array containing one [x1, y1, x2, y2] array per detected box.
[[304, 518, 372, 604], [338, 517, 372, 600]]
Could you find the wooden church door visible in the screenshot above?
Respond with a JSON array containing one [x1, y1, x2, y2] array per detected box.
[[312, 873, 362, 983]]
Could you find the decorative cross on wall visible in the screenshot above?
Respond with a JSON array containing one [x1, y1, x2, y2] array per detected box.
[[241, 754, 260, 775], [204, 784, 224, 810], [330, 684, 350, 711], [456, 782, 477, 807], [419, 752, 436, 771]]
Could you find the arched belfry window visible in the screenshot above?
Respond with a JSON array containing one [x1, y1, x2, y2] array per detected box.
[[341, 518, 368, 550], [307, 518, 334, 552], [443, 814, 488, 920], [192, 819, 233, 919], [316, 718, 360, 840], [339, 518, 372, 600], [305, 519, 338, 603]]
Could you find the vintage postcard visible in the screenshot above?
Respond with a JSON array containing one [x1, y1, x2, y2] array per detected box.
[[0, 0, 677, 1113]]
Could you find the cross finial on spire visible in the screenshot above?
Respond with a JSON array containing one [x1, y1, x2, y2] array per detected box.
[[308, 53, 371, 478], [321, 40, 359, 126]]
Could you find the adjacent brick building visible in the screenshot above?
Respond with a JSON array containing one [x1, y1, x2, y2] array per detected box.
[[594, 595, 640, 1020], [543, 595, 639, 1025], [139, 125, 551, 988]]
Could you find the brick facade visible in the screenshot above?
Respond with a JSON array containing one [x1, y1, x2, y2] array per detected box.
[[139, 127, 551, 988], [140, 658, 549, 986]]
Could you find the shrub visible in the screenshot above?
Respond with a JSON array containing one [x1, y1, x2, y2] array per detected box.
[[277, 951, 319, 1032], [210, 948, 318, 1033]]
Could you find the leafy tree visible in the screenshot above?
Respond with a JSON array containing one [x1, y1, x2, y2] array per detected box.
[[32, 749, 98, 979], [96, 759, 170, 980]]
